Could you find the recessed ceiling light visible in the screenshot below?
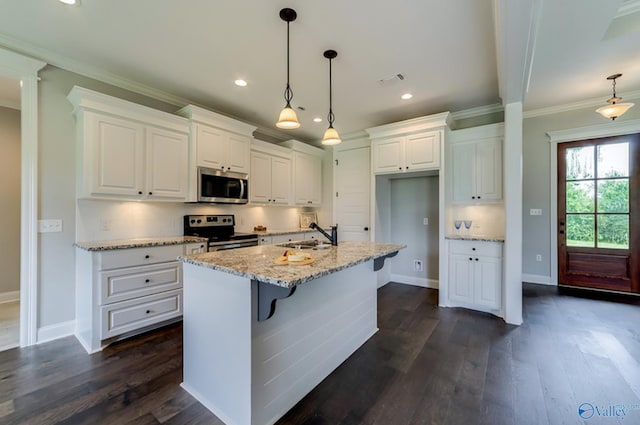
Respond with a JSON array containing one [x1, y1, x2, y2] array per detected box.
[[313, 117, 322, 123], [234, 79, 247, 87], [58, 0, 80, 5], [401, 93, 413, 100]]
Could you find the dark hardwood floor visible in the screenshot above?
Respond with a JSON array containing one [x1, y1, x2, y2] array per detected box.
[[1, 283, 639, 425]]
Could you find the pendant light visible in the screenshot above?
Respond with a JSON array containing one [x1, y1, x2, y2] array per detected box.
[[321, 49, 341, 145], [276, 8, 300, 129], [596, 73, 635, 120]]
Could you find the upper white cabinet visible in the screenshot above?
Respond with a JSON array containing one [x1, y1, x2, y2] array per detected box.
[[372, 131, 440, 174], [176, 105, 257, 201], [250, 140, 291, 205], [280, 140, 323, 206], [448, 124, 503, 203], [68, 86, 189, 201], [367, 113, 449, 175]]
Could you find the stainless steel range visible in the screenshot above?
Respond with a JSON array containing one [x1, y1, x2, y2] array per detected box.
[[183, 215, 258, 251]]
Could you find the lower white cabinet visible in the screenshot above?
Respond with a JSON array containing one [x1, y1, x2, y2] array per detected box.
[[75, 244, 185, 353], [448, 240, 502, 312]]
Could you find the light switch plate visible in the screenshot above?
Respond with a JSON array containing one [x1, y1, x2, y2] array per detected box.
[[530, 209, 542, 216], [39, 219, 63, 233]]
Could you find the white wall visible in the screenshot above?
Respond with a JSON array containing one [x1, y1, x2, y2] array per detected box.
[[522, 101, 640, 283], [0, 105, 21, 295]]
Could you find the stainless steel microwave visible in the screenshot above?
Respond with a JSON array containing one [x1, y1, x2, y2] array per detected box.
[[197, 167, 249, 204]]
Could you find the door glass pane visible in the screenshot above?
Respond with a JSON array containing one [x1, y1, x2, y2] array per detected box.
[[597, 179, 629, 213], [567, 214, 595, 247], [566, 181, 595, 213], [597, 142, 629, 178], [597, 214, 629, 249], [566, 146, 594, 180]]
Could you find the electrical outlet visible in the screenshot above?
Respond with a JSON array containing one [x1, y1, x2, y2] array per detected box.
[[39, 219, 63, 233], [423, 217, 428, 225], [413, 260, 423, 271], [536, 254, 542, 262]]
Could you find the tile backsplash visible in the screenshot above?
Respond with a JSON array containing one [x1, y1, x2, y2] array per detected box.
[[76, 200, 322, 242]]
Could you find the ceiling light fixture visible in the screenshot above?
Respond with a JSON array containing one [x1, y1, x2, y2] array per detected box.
[[596, 73, 634, 120], [401, 93, 413, 100], [276, 8, 300, 129], [321, 50, 341, 146], [234, 79, 247, 87]]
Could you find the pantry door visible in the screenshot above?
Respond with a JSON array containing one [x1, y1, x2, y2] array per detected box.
[[557, 134, 640, 293]]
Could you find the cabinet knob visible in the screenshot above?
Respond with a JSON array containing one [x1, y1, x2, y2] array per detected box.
[[145, 279, 150, 283], [145, 255, 150, 259]]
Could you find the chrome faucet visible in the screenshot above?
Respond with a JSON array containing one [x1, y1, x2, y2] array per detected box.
[[309, 222, 338, 246]]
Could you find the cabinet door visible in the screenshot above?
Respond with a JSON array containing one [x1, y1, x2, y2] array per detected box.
[[450, 142, 476, 203], [474, 256, 501, 309], [270, 156, 291, 204], [372, 138, 404, 174], [226, 133, 250, 173], [250, 151, 272, 203], [293, 152, 322, 205], [89, 113, 145, 197], [405, 132, 440, 171], [196, 124, 226, 170], [448, 254, 474, 303], [146, 127, 188, 200], [475, 138, 502, 201]]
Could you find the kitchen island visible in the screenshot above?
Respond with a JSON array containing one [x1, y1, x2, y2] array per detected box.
[[179, 241, 404, 425]]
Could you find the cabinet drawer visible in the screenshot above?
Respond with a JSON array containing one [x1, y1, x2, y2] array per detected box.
[[449, 240, 502, 257], [100, 289, 182, 339], [99, 245, 183, 270], [100, 261, 182, 304]]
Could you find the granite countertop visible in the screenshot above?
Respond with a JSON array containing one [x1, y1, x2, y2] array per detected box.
[[180, 241, 405, 288], [75, 236, 208, 251], [446, 234, 505, 243]]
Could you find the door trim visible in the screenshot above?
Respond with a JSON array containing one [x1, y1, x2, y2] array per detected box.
[[547, 119, 640, 286], [0, 48, 46, 347]]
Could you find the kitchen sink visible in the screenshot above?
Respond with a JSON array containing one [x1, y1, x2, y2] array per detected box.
[[277, 240, 330, 249]]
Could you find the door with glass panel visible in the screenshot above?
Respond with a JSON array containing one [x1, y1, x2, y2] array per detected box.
[[558, 135, 639, 293]]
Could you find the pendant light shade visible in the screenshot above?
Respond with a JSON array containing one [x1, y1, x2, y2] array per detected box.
[[276, 8, 300, 129], [596, 74, 634, 120], [321, 49, 341, 146]]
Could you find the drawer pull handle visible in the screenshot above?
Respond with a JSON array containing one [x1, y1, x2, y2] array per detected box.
[[145, 279, 150, 283], [145, 255, 150, 259]]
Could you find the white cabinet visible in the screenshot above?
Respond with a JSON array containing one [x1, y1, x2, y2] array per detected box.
[[372, 131, 440, 174], [68, 87, 190, 201], [75, 244, 186, 353], [250, 150, 291, 205], [183, 242, 206, 255], [449, 124, 503, 203], [292, 151, 322, 205], [193, 124, 251, 173], [448, 240, 502, 311], [279, 140, 323, 206]]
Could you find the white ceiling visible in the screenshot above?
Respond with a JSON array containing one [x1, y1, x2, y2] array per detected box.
[[0, 0, 638, 142]]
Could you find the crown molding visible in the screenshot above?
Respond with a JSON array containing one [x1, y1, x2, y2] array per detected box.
[[0, 98, 20, 110], [450, 103, 504, 121], [524, 89, 640, 118]]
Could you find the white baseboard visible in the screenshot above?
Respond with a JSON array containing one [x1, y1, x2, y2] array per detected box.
[[522, 273, 555, 286], [389, 274, 439, 289], [0, 290, 20, 304], [37, 320, 75, 344]]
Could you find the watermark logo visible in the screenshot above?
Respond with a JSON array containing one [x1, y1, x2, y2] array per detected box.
[[578, 401, 640, 420]]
